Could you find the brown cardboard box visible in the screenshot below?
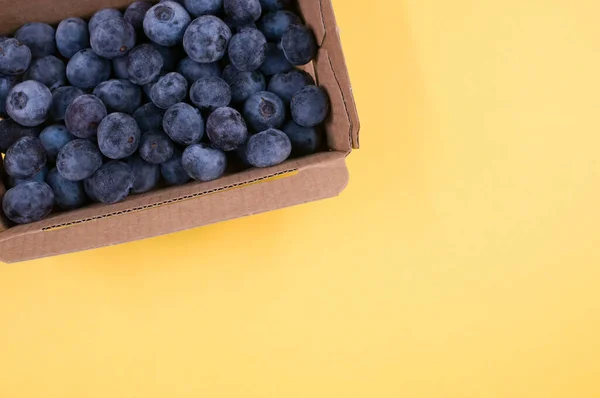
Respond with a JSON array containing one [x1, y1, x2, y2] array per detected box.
[[0, 0, 360, 263]]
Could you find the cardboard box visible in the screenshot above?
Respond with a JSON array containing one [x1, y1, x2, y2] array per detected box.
[[0, 0, 360, 263]]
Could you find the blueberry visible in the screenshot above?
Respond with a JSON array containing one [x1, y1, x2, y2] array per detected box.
[[182, 143, 227, 181], [184, 0, 223, 17], [281, 24, 317, 65], [176, 58, 220, 85], [153, 44, 181, 71], [56, 18, 90, 58], [0, 76, 17, 116], [91, 18, 136, 59], [83, 178, 99, 201], [4, 137, 47, 179], [66, 49, 112, 89], [267, 68, 314, 103], [39, 124, 74, 161], [93, 79, 142, 114], [91, 161, 134, 204], [9, 166, 48, 187], [246, 128, 290, 167], [126, 44, 164, 85], [163, 102, 204, 145], [224, 0, 262, 24], [0, 119, 41, 153], [89, 9, 123, 32], [97, 113, 141, 159], [258, 0, 289, 11], [290, 85, 329, 127], [243, 91, 285, 131], [139, 131, 175, 164], [206, 106, 248, 151], [50, 86, 85, 121], [222, 64, 265, 102], [144, 1, 191, 46], [183, 15, 232, 63], [127, 155, 160, 193], [25, 56, 66, 90], [112, 57, 129, 79], [124, 2, 153, 32], [56, 139, 103, 181], [6, 81, 52, 127], [228, 27, 266, 71], [150, 72, 188, 109], [133, 103, 166, 132], [64, 94, 107, 138], [15, 22, 56, 58], [259, 42, 292, 75], [282, 120, 321, 156], [190, 76, 231, 111], [160, 148, 190, 185], [2, 182, 54, 224], [258, 11, 301, 41], [46, 167, 86, 210], [142, 72, 166, 98], [0, 38, 31, 75]]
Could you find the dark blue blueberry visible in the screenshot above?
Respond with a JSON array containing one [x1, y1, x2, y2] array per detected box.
[[50, 86, 85, 122], [39, 124, 74, 161], [177, 57, 221, 84], [153, 44, 181, 71], [0, 76, 17, 116], [139, 131, 175, 164], [124, 2, 153, 32], [182, 143, 227, 181], [6, 81, 52, 127], [56, 18, 90, 59], [56, 139, 103, 181], [97, 112, 141, 159], [133, 103, 166, 132], [243, 91, 285, 131], [206, 106, 248, 151], [190, 76, 231, 111], [290, 85, 329, 127], [93, 79, 142, 114], [25, 56, 66, 90], [46, 167, 86, 210], [89, 9, 123, 32], [126, 44, 164, 85], [281, 24, 317, 65], [184, 0, 222, 17], [91, 161, 134, 204], [258, 0, 289, 11], [144, 1, 191, 46], [224, 0, 262, 24], [112, 57, 129, 79], [0, 119, 41, 153], [160, 148, 190, 185], [183, 15, 232, 63], [163, 102, 204, 145], [0, 38, 31, 75], [64, 94, 107, 138], [4, 137, 47, 179], [228, 27, 266, 71], [245, 128, 291, 167], [150, 72, 188, 109], [91, 18, 136, 59], [9, 166, 48, 187], [258, 10, 301, 41], [2, 181, 54, 224], [83, 177, 99, 201], [267, 68, 314, 103], [66, 49, 112, 89], [259, 42, 292, 75], [282, 120, 321, 156], [222, 64, 265, 102], [127, 155, 160, 193], [15, 22, 56, 58]]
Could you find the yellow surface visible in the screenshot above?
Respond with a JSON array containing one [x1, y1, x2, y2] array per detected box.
[[2, 1, 600, 396]]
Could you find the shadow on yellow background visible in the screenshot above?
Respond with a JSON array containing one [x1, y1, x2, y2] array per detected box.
[[2, 1, 600, 397]]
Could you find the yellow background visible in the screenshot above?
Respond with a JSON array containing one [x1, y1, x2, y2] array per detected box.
[[2, 0, 600, 396]]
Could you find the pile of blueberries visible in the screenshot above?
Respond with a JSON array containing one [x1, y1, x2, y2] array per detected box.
[[0, 0, 330, 225]]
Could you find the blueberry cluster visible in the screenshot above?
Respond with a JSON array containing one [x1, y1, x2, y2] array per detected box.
[[0, 0, 329, 225]]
